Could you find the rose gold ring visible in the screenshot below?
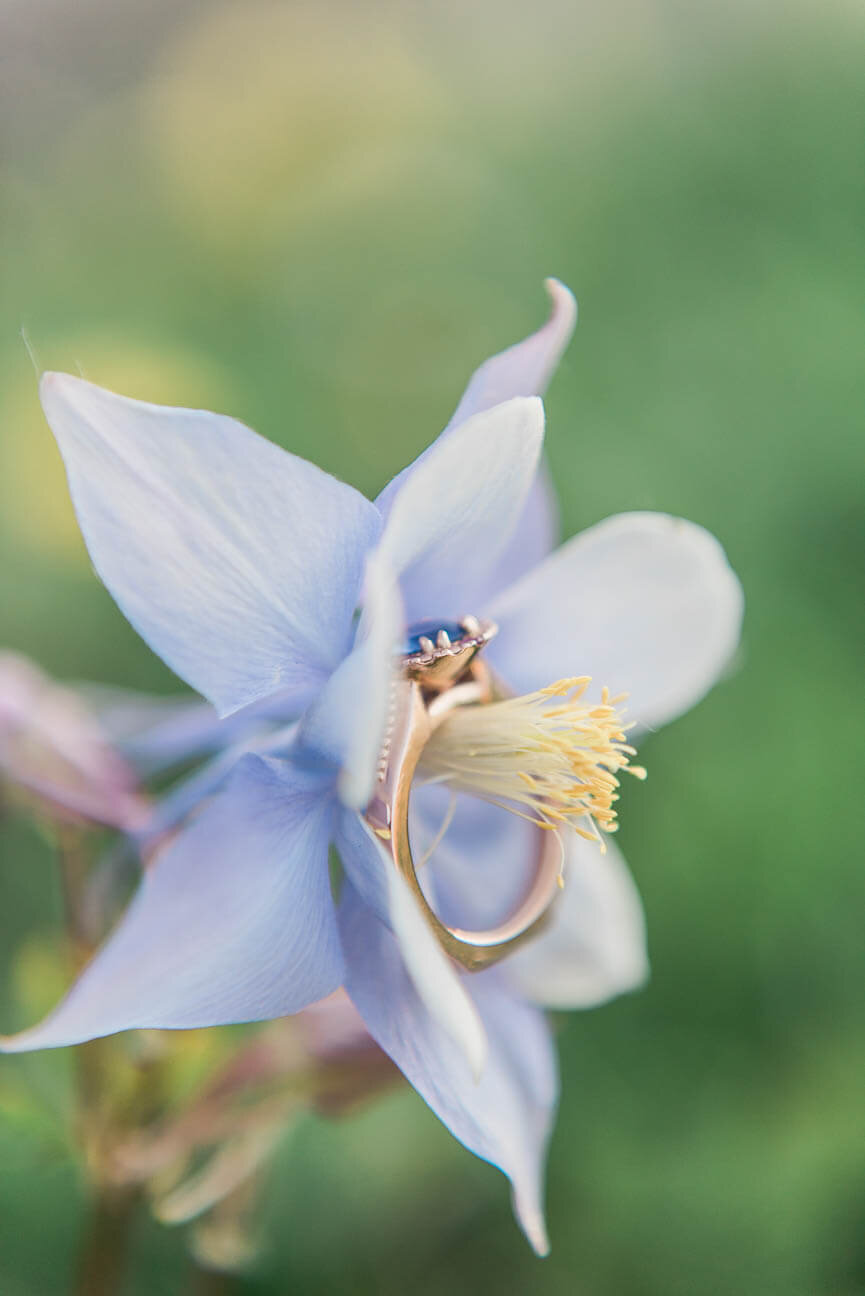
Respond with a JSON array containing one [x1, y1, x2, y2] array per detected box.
[[364, 617, 562, 972]]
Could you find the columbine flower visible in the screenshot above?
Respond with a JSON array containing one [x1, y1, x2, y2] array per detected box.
[[1, 281, 743, 1252]]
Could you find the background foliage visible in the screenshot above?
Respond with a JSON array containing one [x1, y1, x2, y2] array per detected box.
[[1, 1, 863, 1292]]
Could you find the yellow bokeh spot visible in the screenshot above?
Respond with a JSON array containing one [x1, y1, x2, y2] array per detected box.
[[140, 0, 450, 250], [11, 933, 71, 1026], [0, 339, 236, 564]]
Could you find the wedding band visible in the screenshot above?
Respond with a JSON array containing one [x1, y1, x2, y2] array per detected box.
[[364, 618, 561, 972]]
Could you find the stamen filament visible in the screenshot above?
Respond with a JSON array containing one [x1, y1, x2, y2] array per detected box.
[[419, 676, 645, 849]]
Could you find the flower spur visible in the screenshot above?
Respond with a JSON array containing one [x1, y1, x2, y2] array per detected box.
[[1, 280, 743, 1253]]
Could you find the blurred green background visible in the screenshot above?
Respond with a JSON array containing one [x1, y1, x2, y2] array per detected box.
[[1, 0, 863, 1292]]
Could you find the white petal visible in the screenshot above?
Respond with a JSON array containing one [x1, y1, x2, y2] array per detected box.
[[446, 278, 577, 430], [374, 280, 576, 614], [412, 791, 647, 1010], [1, 755, 342, 1050], [377, 397, 545, 624], [387, 866, 487, 1082], [340, 885, 557, 1254], [410, 786, 536, 931], [84, 684, 301, 776], [375, 278, 575, 517], [488, 511, 744, 730], [298, 551, 402, 810], [334, 810, 487, 1079], [506, 835, 648, 1009], [479, 463, 560, 605], [41, 374, 381, 717]]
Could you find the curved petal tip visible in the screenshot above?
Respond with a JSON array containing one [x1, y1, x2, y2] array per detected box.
[[542, 277, 578, 334], [514, 1189, 551, 1256]]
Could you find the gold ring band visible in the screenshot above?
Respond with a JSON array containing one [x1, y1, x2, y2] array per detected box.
[[365, 626, 561, 972]]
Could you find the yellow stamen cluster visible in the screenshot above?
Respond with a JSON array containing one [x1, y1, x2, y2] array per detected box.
[[419, 677, 646, 850]]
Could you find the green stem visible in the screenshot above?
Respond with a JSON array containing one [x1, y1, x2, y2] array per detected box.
[[54, 827, 139, 1294]]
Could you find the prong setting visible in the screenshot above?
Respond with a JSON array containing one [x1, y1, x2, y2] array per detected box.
[[400, 616, 498, 672], [400, 616, 499, 694]]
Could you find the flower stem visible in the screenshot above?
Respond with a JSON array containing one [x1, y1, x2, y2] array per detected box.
[[187, 1263, 243, 1296], [54, 826, 140, 1295], [74, 1183, 139, 1296]]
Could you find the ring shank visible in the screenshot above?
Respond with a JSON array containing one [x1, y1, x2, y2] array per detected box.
[[367, 668, 562, 972]]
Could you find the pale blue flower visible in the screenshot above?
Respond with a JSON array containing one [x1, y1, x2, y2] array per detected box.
[[1, 281, 743, 1252]]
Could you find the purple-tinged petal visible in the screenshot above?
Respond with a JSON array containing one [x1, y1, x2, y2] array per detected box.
[[1, 754, 341, 1051], [386, 866, 487, 1081], [446, 278, 577, 432], [413, 789, 647, 1009], [377, 397, 545, 624], [40, 374, 382, 717], [340, 883, 557, 1255], [506, 835, 648, 1009], [298, 989, 374, 1063], [375, 280, 575, 602], [488, 512, 744, 731], [82, 687, 229, 774], [0, 653, 145, 829], [478, 463, 560, 604], [298, 552, 402, 809], [412, 792, 647, 1008], [333, 802, 390, 920], [134, 718, 300, 848], [83, 685, 304, 777], [334, 809, 486, 1078], [376, 279, 575, 512], [411, 786, 536, 932]]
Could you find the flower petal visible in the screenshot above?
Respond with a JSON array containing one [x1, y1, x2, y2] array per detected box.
[[376, 280, 576, 610], [376, 397, 545, 624], [82, 687, 229, 774], [1, 754, 341, 1051], [412, 793, 646, 1007], [386, 866, 487, 1082], [376, 278, 575, 509], [479, 463, 560, 604], [298, 551, 402, 809], [410, 786, 536, 931], [334, 809, 486, 1079], [506, 835, 648, 1009], [340, 883, 557, 1255], [488, 511, 744, 730], [0, 654, 145, 830], [84, 685, 301, 776], [446, 278, 577, 432], [40, 374, 382, 717], [412, 792, 647, 1008], [135, 717, 299, 848]]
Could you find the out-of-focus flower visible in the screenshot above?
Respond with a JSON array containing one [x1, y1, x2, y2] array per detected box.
[[105, 992, 396, 1271], [2, 281, 743, 1251], [0, 652, 147, 830]]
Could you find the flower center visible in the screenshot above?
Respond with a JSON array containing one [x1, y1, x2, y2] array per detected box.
[[418, 676, 646, 850]]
